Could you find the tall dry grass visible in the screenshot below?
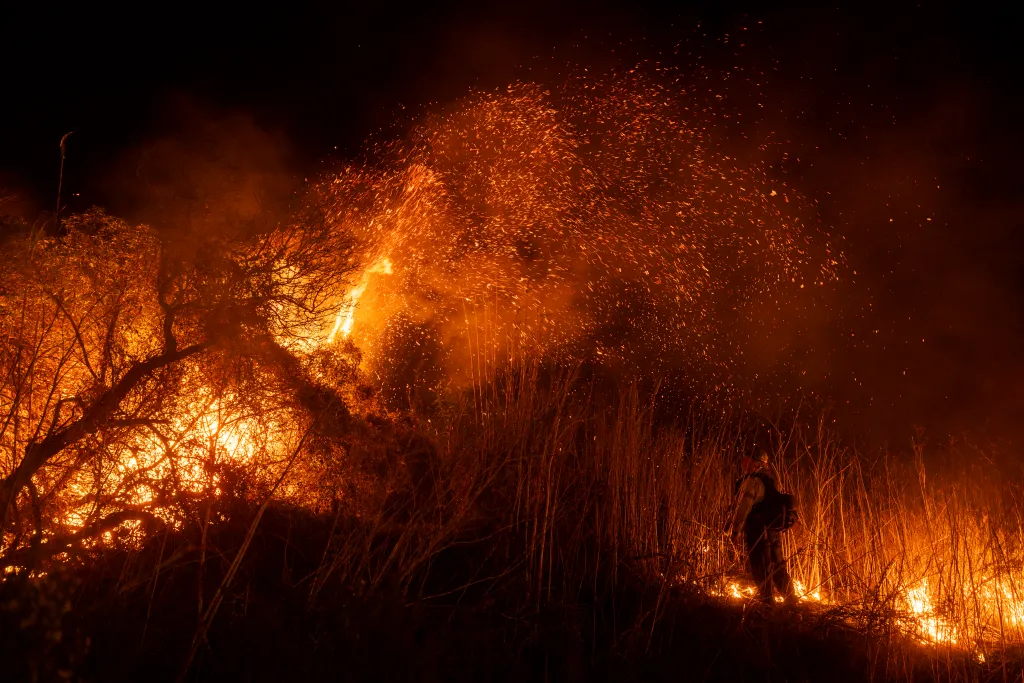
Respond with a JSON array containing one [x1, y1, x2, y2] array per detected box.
[[312, 355, 1024, 671]]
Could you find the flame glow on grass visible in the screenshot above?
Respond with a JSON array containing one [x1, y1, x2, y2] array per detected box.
[[712, 577, 825, 604], [710, 572, 1024, 652], [902, 578, 958, 645]]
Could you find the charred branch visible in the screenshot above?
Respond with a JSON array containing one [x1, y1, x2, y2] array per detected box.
[[0, 508, 162, 572], [0, 339, 214, 532]]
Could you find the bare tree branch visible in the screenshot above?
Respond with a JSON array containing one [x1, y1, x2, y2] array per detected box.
[[0, 508, 161, 571], [0, 338, 215, 530]]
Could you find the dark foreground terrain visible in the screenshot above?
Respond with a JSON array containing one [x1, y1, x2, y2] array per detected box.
[[2, 505, 1010, 683]]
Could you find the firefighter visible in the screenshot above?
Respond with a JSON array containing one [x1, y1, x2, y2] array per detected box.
[[728, 450, 798, 605]]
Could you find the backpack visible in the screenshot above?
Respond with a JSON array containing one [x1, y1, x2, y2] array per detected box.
[[736, 472, 799, 532]]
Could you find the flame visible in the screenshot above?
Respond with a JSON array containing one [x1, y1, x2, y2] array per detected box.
[[727, 580, 756, 600], [714, 576, 966, 647], [327, 258, 393, 343], [54, 390, 285, 534], [793, 579, 824, 603], [711, 571, 1024, 656], [902, 578, 957, 645], [715, 578, 825, 604]]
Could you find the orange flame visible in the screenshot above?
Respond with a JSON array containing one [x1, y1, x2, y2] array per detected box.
[[327, 258, 393, 343]]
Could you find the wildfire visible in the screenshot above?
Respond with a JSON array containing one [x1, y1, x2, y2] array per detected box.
[[902, 578, 958, 645], [327, 257, 393, 344], [5, 67, 1023, 675]]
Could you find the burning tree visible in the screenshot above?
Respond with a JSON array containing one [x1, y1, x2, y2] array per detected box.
[[0, 207, 355, 571]]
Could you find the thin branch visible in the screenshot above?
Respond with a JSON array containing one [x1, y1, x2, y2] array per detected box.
[[0, 339, 215, 530], [0, 508, 160, 571], [55, 132, 73, 223], [176, 417, 319, 683], [48, 292, 99, 381]]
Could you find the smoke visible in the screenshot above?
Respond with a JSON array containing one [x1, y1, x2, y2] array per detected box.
[[807, 88, 1024, 443], [94, 98, 298, 240], [306, 49, 1024, 447], [9, 10, 1021, 446], [311, 73, 840, 413]]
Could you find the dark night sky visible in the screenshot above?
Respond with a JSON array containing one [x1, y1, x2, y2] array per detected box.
[[3, 2, 1023, 445]]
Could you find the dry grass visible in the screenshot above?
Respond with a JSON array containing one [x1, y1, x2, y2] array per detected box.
[[6, 348, 1024, 680], [301, 357, 1024, 679]]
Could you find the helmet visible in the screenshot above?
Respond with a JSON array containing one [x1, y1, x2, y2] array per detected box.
[[740, 450, 768, 474]]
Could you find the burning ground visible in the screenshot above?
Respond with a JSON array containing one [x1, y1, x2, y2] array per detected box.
[[1, 68, 1023, 682]]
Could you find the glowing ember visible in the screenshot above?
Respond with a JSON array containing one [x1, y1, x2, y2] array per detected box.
[[313, 77, 840, 402]]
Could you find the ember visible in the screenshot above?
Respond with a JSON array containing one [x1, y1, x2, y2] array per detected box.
[[0, 65, 1020, 679], [311, 79, 838, 404]]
